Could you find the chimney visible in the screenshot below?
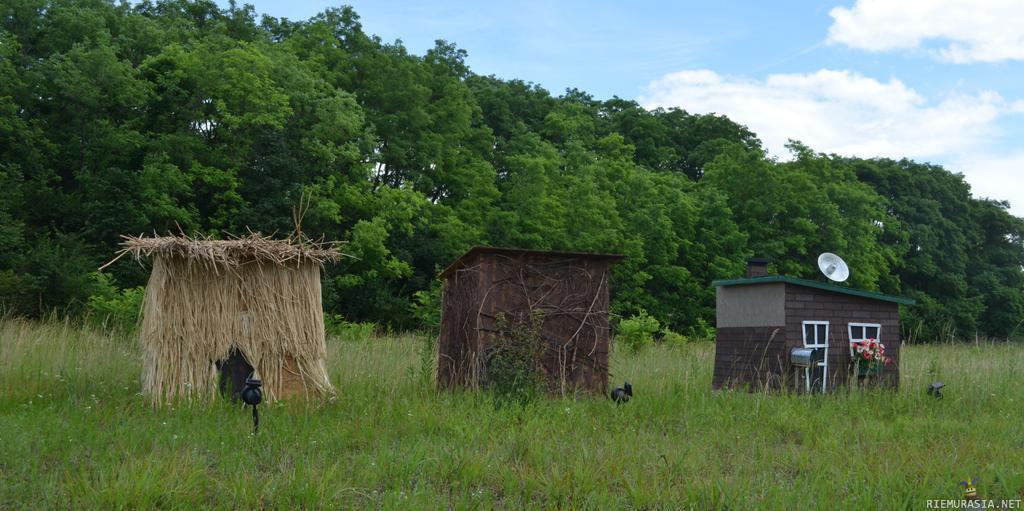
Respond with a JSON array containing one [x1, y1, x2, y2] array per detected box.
[[746, 258, 769, 278]]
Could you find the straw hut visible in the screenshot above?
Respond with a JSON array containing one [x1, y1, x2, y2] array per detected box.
[[437, 246, 624, 396], [116, 233, 341, 404]]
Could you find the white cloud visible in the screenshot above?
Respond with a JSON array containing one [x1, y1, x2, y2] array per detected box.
[[640, 68, 1024, 216], [827, 0, 1024, 63], [641, 69, 1004, 159], [950, 153, 1024, 215]]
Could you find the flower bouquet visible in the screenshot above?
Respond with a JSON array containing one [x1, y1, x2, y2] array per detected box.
[[852, 338, 891, 378]]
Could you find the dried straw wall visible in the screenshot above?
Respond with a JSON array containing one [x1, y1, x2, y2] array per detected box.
[[140, 255, 333, 403]]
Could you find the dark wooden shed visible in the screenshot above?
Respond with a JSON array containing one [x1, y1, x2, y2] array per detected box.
[[712, 260, 914, 393], [437, 246, 624, 396]]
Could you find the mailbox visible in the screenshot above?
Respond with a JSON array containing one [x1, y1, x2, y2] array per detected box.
[[790, 347, 823, 367]]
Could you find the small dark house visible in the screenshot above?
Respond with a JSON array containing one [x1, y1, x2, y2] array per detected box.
[[437, 246, 624, 396], [712, 259, 914, 392]]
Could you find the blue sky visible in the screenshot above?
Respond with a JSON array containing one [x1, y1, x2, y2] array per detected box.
[[225, 0, 1024, 215]]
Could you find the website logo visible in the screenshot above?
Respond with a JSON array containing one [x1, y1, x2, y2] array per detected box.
[[960, 477, 979, 499]]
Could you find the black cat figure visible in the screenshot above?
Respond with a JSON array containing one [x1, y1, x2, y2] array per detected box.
[[610, 381, 633, 404]]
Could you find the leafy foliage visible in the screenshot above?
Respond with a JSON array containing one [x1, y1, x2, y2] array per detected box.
[[85, 273, 144, 333], [0, 1, 1020, 341], [323, 314, 377, 342], [484, 312, 546, 405], [617, 310, 661, 353]]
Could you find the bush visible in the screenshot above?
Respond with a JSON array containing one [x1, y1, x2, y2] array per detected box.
[[660, 328, 688, 348], [659, 317, 715, 348], [324, 314, 377, 341], [484, 312, 545, 405], [617, 310, 660, 352], [410, 282, 442, 331], [85, 272, 144, 332], [685, 317, 715, 342]]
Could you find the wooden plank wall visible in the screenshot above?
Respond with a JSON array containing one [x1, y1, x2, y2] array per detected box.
[[784, 285, 901, 389], [437, 254, 485, 388], [712, 326, 788, 390], [437, 252, 614, 395]]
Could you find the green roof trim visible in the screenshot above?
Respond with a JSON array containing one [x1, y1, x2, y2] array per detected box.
[[711, 275, 916, 305]]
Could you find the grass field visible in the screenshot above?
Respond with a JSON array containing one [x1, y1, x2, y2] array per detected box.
[[1, 318, 1022, 509]]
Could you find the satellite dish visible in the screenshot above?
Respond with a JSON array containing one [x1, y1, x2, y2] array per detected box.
[[817, 252, 849, 282]]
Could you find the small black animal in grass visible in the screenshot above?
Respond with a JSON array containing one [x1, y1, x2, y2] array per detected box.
[[610, 381, 632, 404]]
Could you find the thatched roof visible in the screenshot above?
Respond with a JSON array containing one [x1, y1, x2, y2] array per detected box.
[[107, 233, 343, 269]]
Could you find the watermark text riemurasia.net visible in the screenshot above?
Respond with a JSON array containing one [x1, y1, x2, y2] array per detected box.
[[926, 500, 1022, 509]]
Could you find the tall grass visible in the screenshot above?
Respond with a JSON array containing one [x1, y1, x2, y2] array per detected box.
[[0, 318, 1021, 509]]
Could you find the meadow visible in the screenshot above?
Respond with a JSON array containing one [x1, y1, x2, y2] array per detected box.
[[0, 318, 1021, 509]]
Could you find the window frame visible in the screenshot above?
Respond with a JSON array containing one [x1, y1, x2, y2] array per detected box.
[[848, 322, 882, 357], [801, 320, 830, 393]]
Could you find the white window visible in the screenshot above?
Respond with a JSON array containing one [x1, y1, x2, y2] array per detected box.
[[801, 321, 829, 393], [848, 323, 881, 356]]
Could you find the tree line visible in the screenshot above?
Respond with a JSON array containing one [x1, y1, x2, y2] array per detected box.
[[1, 0, 1021, 340]]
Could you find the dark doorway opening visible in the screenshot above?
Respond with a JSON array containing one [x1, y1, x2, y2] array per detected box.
[[217, 348, 254, 401]]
